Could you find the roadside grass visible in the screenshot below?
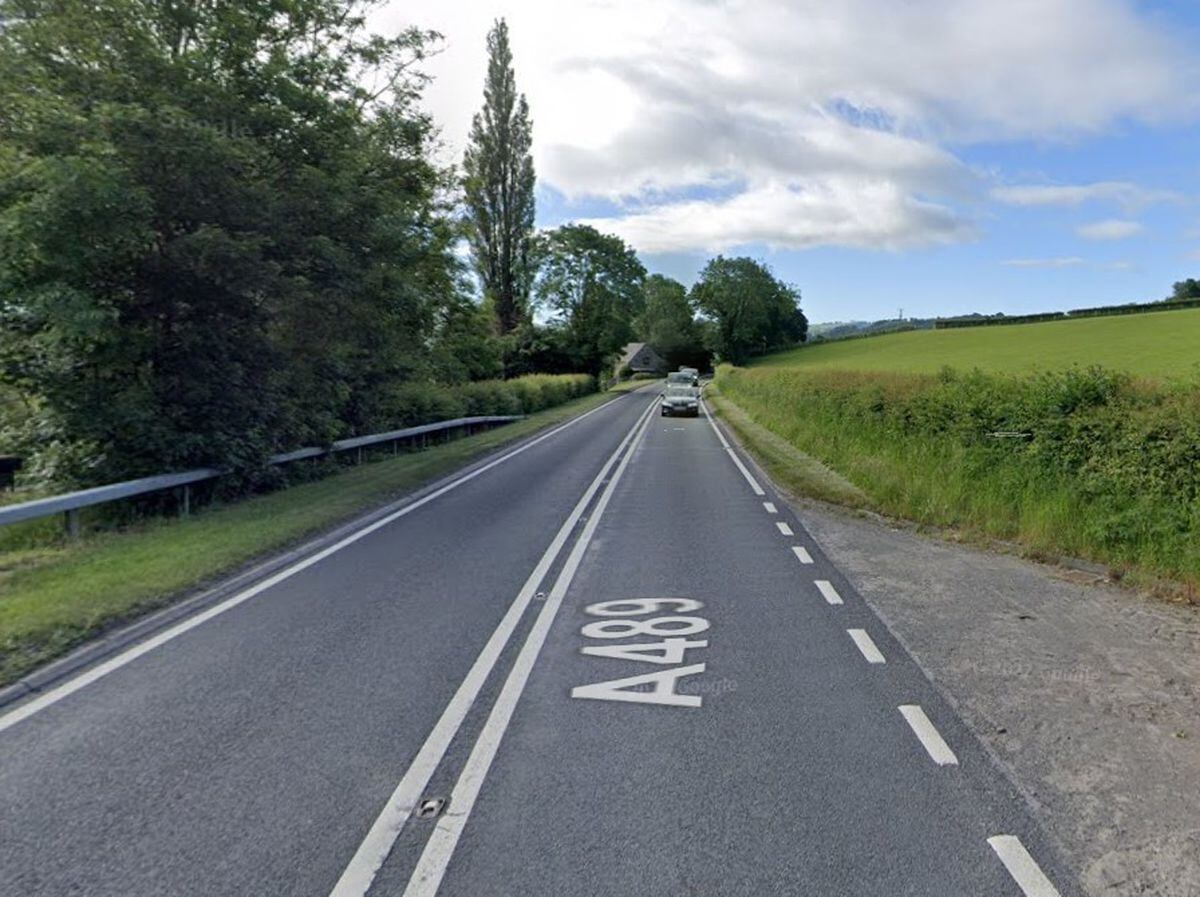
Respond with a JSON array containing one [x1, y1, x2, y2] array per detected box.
[[758, 307, 1200, 379], [0, 390, 618, 686], [715, 365, 1200, 597]]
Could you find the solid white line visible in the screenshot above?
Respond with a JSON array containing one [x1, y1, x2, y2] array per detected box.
[[776, 521, 794, 536], [327, 397, 658, 897], [763, 502, 777, 514], [792, 546, 814, 564], [987, 836, 1062, 897], [899, 705, 959, 766], [700, 398, 764, 495], [0, 395, 624, 737], [847, 629, 886, 664], [400, 391, 658, 897], [814, 580, 843, 605]]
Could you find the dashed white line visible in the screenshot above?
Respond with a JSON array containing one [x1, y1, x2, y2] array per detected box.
[[763, 502, 777, 514], [791, 546, 814, 564], [987, 836, 1063, 897], [847, 629, 886, 664], [899, 705, 959, 766], [814, 580, 843, 605], [776, 521, 794, 536]]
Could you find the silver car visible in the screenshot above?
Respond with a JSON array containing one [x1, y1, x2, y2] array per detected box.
[[661, 384, 700, 417]]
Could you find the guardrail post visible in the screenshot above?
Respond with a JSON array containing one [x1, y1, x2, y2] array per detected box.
[[64, 508, 80, 539], [356, 446, 363, 465], [179, 484, 191, 518]]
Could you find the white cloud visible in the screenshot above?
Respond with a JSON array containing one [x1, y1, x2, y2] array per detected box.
[[1001, 257, 1087, 268], [1076, 219, 1144, 241], [376, 0, 1196, 253], [580, 180, 974, 253], [991, 182, 1179, 210]]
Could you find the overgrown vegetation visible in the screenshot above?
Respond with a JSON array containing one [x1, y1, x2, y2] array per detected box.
[[717, 364, 1200, 588]]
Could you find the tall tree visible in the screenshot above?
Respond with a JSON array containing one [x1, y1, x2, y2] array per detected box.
[[0, 0, 453, 485], [690, 257, 806, 365], [462, 19, 535, 335], [535, 224, 646, 374]]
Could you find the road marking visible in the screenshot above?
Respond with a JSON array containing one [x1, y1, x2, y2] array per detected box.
[[899, 705, 959, 766], [399, 389, 658, 897], [776, 521, 794, 536], [988, 836, 1062, 897], [814, 580, 843, 605], [700, 398, 764, 495], [326, 397, 659, 897], [763, 502, 777, 514], [847, 629, 886, 664], [792, 546, 814, 564]]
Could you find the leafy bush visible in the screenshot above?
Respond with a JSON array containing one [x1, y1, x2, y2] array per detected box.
[[718, 364, 1200, 583]]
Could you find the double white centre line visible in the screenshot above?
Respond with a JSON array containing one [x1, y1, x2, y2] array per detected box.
[[399, 392, 659, 897], [329, 397, 658, 897]]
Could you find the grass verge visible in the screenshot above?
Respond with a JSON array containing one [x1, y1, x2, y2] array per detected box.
[[0, 390, 618, 686], [705, 386, 867, 508]]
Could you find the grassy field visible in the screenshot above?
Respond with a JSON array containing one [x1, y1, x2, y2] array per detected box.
[[758, 307, 1200, 380], [0, 389, 620, 687]]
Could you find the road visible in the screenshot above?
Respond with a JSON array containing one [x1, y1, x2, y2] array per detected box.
[[0, 387, 1079, 896]]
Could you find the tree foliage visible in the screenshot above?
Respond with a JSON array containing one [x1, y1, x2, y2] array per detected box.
[[462, 18, 535, 335], [634, 274, 707, 369], [0, 0, 477, 485], [690, 256, 806, 365], [534, 224, 646, 374]]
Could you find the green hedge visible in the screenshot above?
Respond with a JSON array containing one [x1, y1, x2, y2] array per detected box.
[[935, 298, 1200, 329], [717, 364, 1200, 584], [377, 373, 595, 427]]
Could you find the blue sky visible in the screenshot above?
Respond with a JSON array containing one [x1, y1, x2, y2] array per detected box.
[[387, 0, 1200, 324]]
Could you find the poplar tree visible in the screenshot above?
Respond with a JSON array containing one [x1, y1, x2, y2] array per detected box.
[[463, 19, 536, 334]]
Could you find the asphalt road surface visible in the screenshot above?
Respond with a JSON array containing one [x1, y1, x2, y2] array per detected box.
[[0, 388, 1081, 896]]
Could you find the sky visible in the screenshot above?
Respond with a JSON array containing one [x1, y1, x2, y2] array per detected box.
[[372, 0, 1200, 324]]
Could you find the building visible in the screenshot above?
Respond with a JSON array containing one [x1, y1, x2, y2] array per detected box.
[[615, 342, 666, 377]]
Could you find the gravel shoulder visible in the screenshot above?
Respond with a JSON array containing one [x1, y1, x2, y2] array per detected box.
[[796, 498, 1200, 896]]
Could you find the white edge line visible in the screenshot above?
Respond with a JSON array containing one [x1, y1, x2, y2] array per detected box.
[[814, 580, 843, 605], [775, 521, 794, 536], [399, 391, 659, 897], [899, 704, 959, 766], [327, 397, 659, 897], [987, 835, 1063, 897], [792, 545, 814, 564], [847, 629, 886, 664], [700, 398, 764, 495], [0, 394, 624, 736]]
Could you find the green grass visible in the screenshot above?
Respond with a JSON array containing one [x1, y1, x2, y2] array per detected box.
[[759, 307, 1200, 380], [0, 390, 617, 686], [716, 365, 1200, 598]]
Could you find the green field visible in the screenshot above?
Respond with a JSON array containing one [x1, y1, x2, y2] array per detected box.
[[758, 308, 1200, 378]]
